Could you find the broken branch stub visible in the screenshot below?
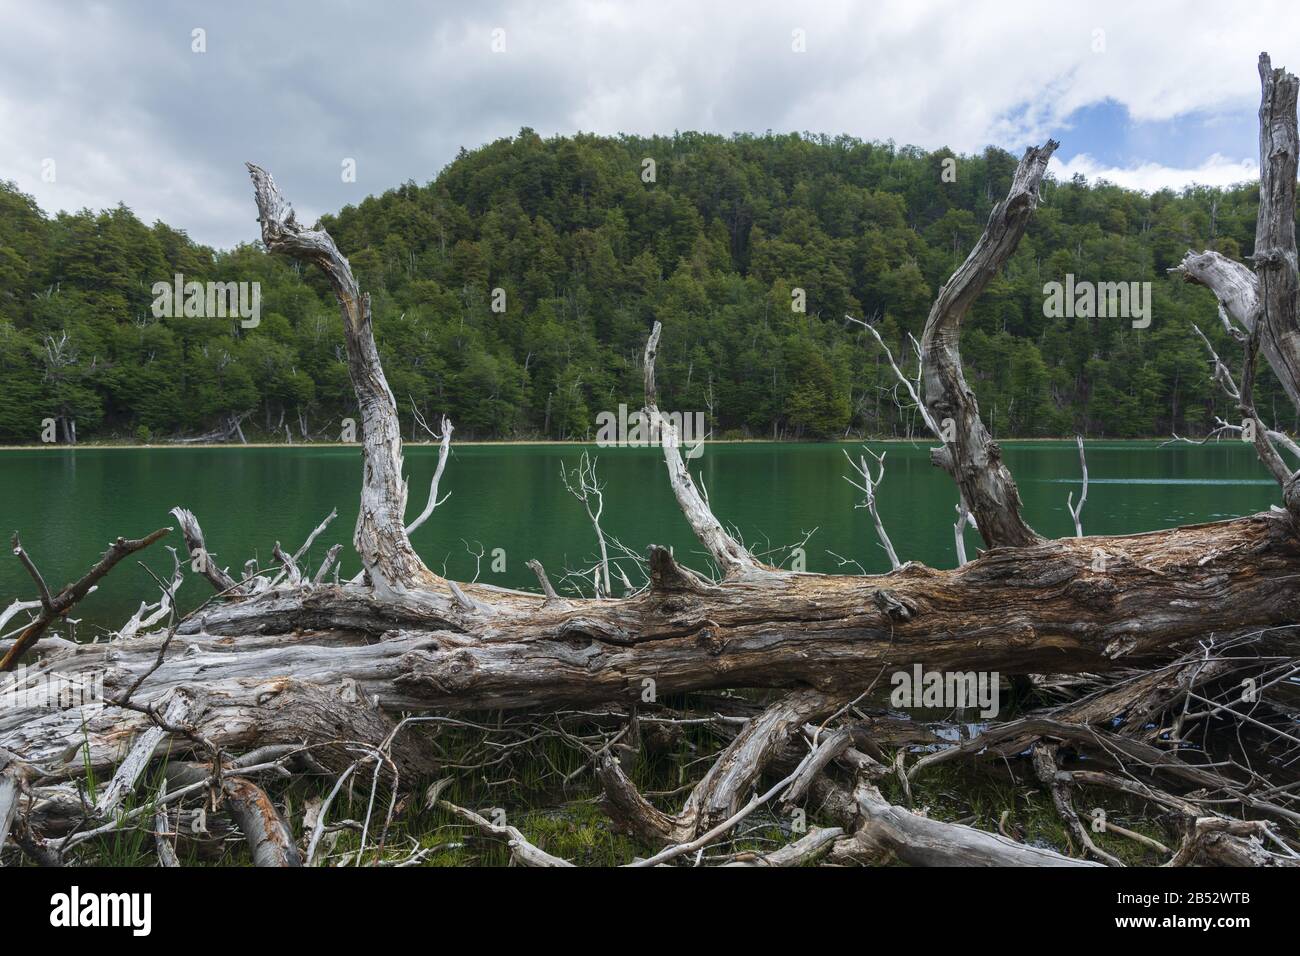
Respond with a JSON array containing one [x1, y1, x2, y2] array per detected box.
[[1172, 58, 1300, 413]]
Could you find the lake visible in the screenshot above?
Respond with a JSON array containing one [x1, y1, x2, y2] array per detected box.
[[0, 440, 1280, 637]]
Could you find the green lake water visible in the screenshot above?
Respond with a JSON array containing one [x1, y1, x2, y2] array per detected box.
[[0, 440, 1281, 636]]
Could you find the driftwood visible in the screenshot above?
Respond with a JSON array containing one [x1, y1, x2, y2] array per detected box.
[[920, 140, 1056, 549], [4, 53, 1300, 867]]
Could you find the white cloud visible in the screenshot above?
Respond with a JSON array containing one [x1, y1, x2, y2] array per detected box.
[[1049, 152, 1260, 193], [0, 0, 1295, 247]]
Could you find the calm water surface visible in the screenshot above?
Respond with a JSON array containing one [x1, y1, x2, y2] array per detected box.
[[0, 440, 1279, 635]]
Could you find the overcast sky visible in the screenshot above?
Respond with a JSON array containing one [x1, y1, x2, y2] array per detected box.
[[2, 0, 1297, 250]]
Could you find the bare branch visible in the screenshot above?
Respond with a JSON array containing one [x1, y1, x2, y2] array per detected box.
[[1066, 436, 1088, 538], [440, 800, 574, 867], [246, 163, 441, 595], [12, 534, 53, 610], [313, 544, 342, 585], [291, 508, 338, 568], [95, 693, 192, 817], [1031, 742, 1125, 866], [644, 322, 759, 577], [0, 527, 170, 672], [920, 141, 1057, 548], [525, 558, 561, 604], [843, 447, 901, 570], [406, 413, 453, 536], [846, 314, 940, 435], [170, 507, 241, 593], [953, 502, 973, 566], [561, 452, 612, 597], [850, 313, 979, 565], [115, 547, 183, 641]]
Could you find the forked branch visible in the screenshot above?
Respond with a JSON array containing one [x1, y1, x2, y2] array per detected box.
[[1, 528, 170, 672]]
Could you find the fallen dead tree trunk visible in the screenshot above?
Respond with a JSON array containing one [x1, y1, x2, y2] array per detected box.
[[3, 510, 1298, 776]]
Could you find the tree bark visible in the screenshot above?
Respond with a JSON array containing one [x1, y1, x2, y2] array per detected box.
[[920, 142, 1057, 549], [1173, 57, 1300, 415], [4, 510, 1297, 780], [247, 164, 442, 598]]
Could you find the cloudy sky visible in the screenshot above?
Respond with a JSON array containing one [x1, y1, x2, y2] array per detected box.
[[2, 0, 1297, 249]]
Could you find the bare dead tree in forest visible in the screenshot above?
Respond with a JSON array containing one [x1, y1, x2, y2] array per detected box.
[[4, 55, 1300, 867]]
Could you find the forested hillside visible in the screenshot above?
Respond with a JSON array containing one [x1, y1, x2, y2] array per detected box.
[[0, 129, 1287, 443]]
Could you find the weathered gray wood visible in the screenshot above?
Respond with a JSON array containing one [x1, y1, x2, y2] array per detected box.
[[599, 689, 836, 844], [1254, 55, 1300, 517], [723, 826, 844, 866], [0, 748, 24, 860], [170, 507, 241, 594], [95, 693, 191, 817], [1255, 54, 1300, 392], [7, 97, 1300, 868], [1172, 251, 1260, 330], [0, 528, 170, 672], [4, 509, 1299, 779], [644, 321, 761, 577], [1032, 742, 1124, 866], [247, 164, 441, 598], [154, 808, 180, 867], [920, 142, 1056, 549], [779, 725, 885, 807], [840, 778, 1101, 867], [525, 559, 562, 604], [441, 801, 574, 867], [222, 776, 302, 867], [405, 417, 451, 535], [1173, 57, 1300, 417]]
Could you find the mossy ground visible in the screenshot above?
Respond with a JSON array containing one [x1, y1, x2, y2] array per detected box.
[[64, 711, 1173, 867]]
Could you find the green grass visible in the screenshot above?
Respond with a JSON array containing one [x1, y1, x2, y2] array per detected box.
[[880, 757, 1173, 865], [49, 707, 1183, 867]]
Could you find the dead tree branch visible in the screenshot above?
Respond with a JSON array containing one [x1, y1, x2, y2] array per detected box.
[[1067, 436, 1088, 538], [844, 447, 901, 570], [920, 142, 1057, 549], [247, 163, 442, 596], [644, 321, 760, 578], [1, 528, 170, 672]]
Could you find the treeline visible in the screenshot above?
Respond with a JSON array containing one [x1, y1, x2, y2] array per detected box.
[[0, 129, 1292, 443]]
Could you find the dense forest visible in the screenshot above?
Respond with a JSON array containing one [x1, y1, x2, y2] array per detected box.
[[0, 129, 1292, 443]]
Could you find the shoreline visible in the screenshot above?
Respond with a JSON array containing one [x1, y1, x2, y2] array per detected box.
[[0, 436, 1198, 450]]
